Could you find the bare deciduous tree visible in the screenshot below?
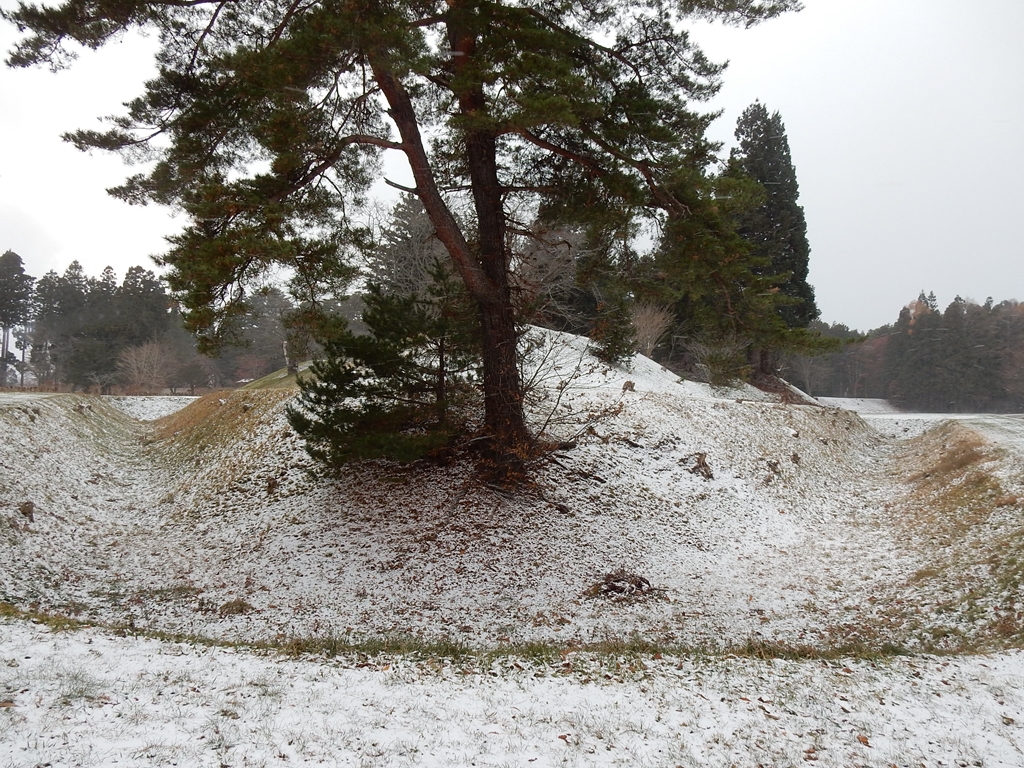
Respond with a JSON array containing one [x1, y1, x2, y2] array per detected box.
[[630, 303, 674, 358], [233, 354, 272, 384], [686, 335, 750, 387], [512, 227, 589, 329], [117, 342, 179, 394], [365, 195, 451, 299]]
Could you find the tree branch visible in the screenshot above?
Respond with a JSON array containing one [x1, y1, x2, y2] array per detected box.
[[267, 0, 311, 47], [187, 0, 229, 72], [384, 177, 417, 194], [517, 129, 608, 177], [370, 58, 495, 304]]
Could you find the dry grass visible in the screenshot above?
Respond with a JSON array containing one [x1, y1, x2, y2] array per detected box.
[[239, 367, 302, 391], [155, 390, 283, 448], [153, 389, 295, 470], [904, 423, 987, 483], [886, 422, 1024, 649], [898, 423, 1003, 532]]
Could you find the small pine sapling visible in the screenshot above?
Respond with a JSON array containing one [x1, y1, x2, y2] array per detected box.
[[590, 289, 636, 366], [288, 262, 480, 466]]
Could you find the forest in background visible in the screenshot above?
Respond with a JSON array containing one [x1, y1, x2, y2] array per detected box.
[[1, 244, 1020, 413], [785, 293, 1024, 413], [0, 252, 298, 394]]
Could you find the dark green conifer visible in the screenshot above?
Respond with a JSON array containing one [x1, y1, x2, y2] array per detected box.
[[288, 263, 479, 466], [730, 102, 819, 329], [590, 287, 636, 366], [0, 250, 35, 385]]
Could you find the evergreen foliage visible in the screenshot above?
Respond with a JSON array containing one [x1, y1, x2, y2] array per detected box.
[[643, 167, 816, 381], [785, 294, 1024, 412], [366, 195, 451, 300], [883, 295, 1009, 411], [0, 250, 35, 385], [729, 102, 818, 329], [4, 0, 800, 473], [590, 287, 637, 366], [782, 319, 866, 397], [288, 264, 480, 465], [30, 261, 173, 390]]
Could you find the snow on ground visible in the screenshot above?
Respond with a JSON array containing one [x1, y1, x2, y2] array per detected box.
[[818, 398, 939, 438], [821, 396, 1024, 440], [818, 397, 903, 415], [2, 331, 1024, 765], [3, 620, 1023, 768], [103, 395, 198, 421]]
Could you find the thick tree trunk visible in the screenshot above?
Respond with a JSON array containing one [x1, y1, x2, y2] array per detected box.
[[476, 286, 529, 469], [371, 50, 530, 479], [456, 55, 531, 468]]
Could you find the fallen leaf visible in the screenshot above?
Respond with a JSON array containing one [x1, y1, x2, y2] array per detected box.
[[856, 734, 870, 747]]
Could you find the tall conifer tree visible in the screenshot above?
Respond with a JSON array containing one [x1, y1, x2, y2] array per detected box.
[[0, 250, 35, 385], [730, 102, 818, 330]]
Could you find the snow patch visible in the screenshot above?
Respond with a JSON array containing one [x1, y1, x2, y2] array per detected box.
[[103, 395, 199, 421]]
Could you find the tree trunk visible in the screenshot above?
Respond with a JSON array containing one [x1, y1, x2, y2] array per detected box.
[[455, 31, 530, 469], [371, 48, 530, 480], [476, 287, 529, 470], [1, 326, 8, 387]]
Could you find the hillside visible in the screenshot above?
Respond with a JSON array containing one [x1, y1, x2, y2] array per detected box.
[[3, 331, 1023, 653], [2, 331, 1024, 765]]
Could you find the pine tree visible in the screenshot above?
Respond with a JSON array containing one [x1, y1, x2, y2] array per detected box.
[[590, 286, 637, 366], [32, 262, 88, 388], [30, 262, 173, 391], [288, 265, 480, 466], [6, 0, 800, 476], [647, 167, 799, 381], [0, 250, 35, 386], [730, 102, 819, 330]]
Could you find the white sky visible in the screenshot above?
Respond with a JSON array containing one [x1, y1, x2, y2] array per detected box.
[[1, 0, 1022, 332]]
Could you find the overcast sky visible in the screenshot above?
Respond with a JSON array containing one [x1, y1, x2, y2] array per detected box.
[[1, 0, 1021, 332]]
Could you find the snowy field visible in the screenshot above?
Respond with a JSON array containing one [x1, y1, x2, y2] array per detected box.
[[3, 620, 1023, 767], [2, 332, 1023, 766], [820, 396, 1024, 439], [817, 397, 904, 415]]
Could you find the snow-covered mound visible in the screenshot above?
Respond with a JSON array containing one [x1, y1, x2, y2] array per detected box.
[[521, 327, 786, 402], [1, 334, 1023, 655], [4, 337, 1024, 767]]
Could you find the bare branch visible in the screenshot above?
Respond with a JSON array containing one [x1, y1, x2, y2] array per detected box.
[[187, 0, 229, 72]]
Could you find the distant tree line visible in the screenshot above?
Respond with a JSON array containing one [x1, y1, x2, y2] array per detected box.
[[0, 251, 302, 393], [784, 292, 1024, 412]]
